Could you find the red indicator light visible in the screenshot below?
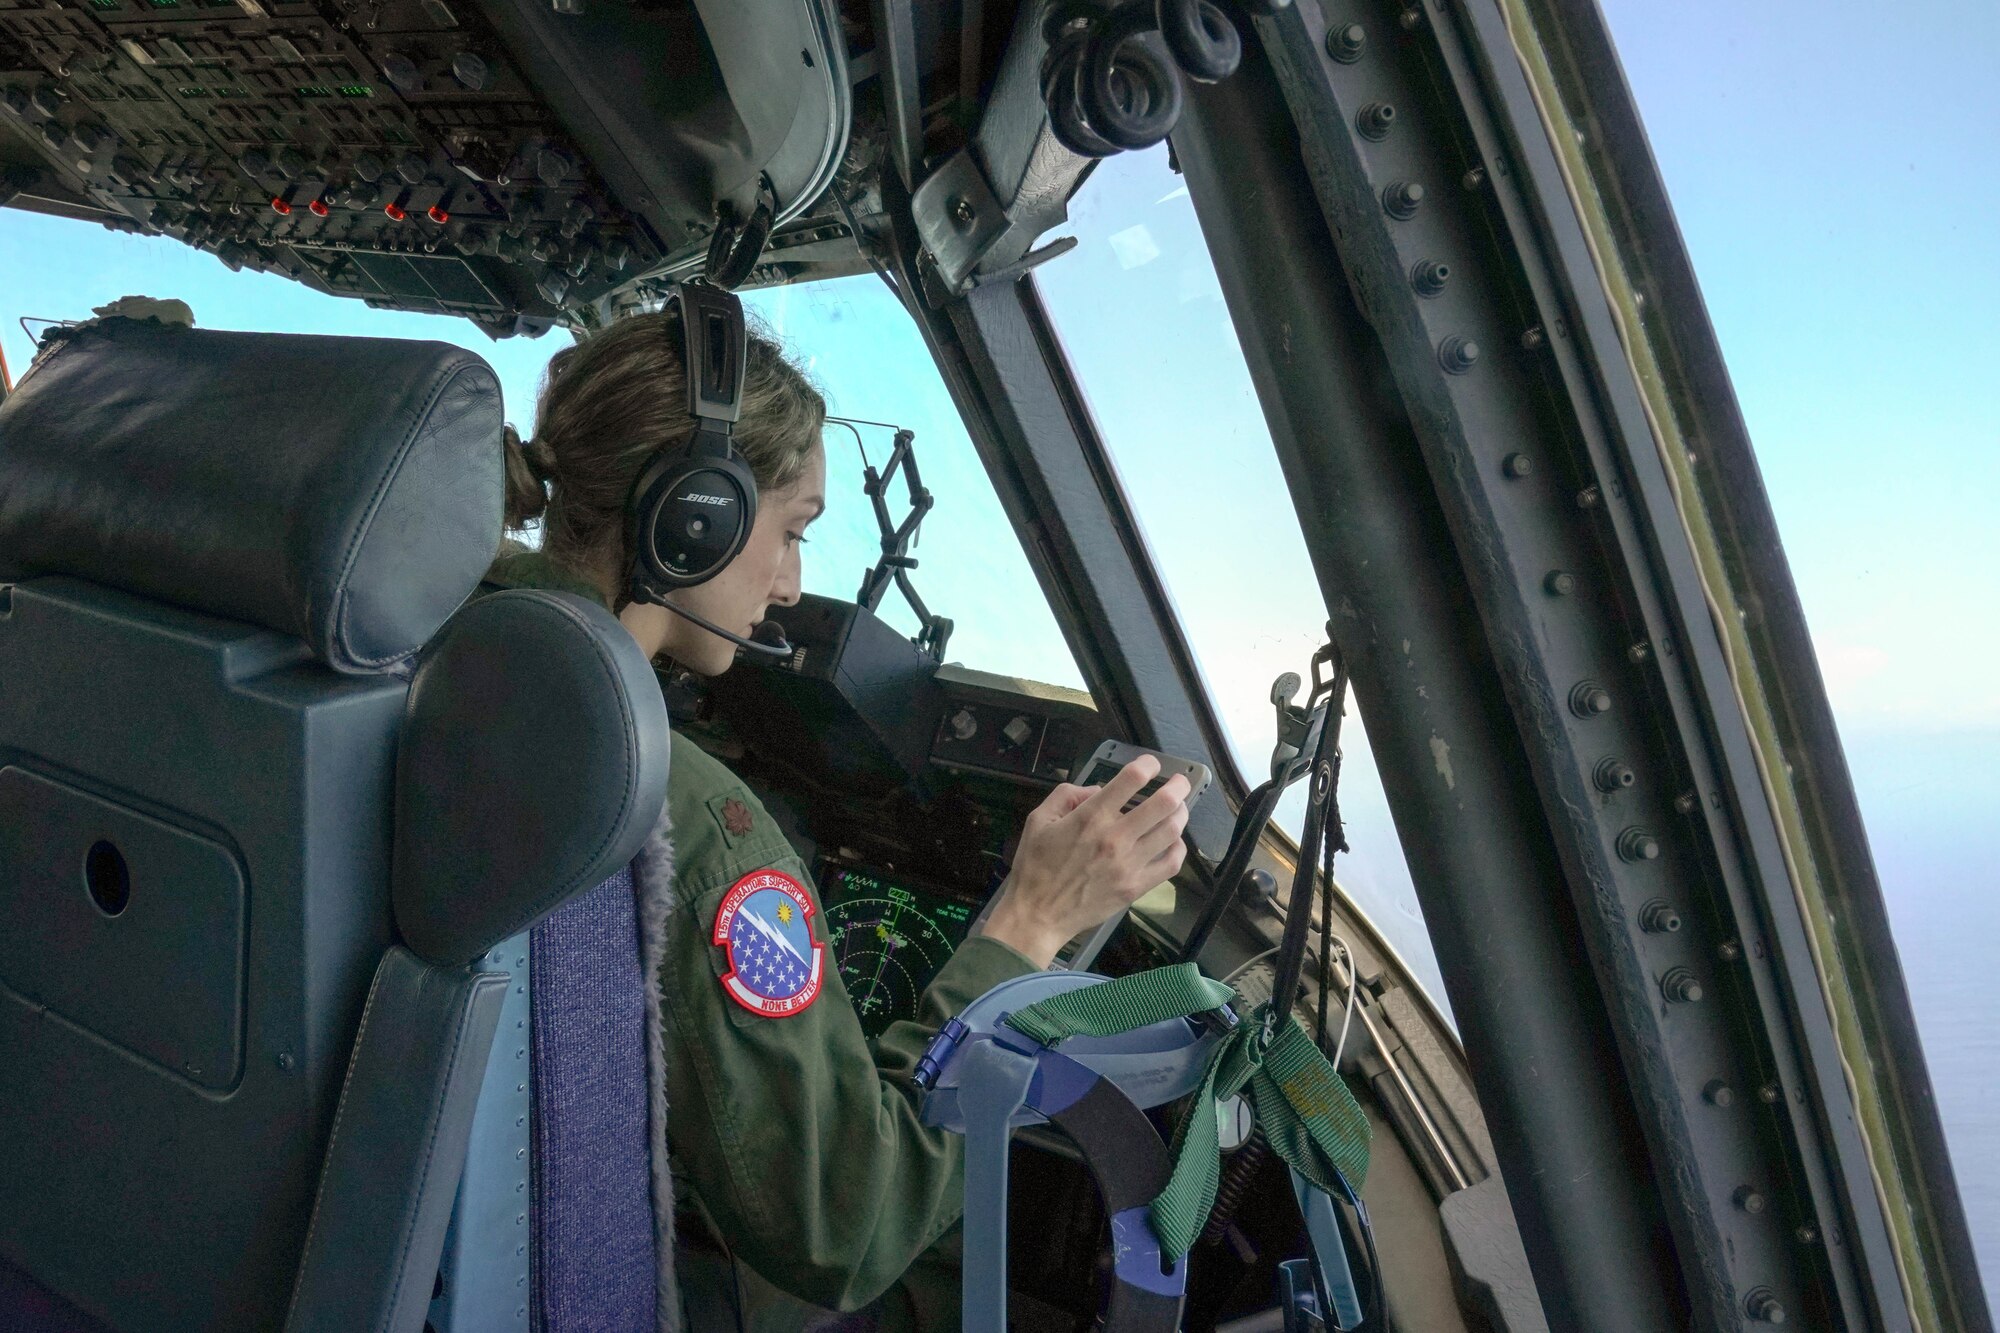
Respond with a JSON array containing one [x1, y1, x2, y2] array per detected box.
[[269, 196, 291, 215], [308, 198, 329, 217], [383, 201, 407, 221], [426, 204, 449, 224]]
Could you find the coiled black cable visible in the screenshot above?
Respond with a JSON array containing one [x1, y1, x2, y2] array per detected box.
[[1076, 4, 1185, 150], [1037, 0, 1293, 161], [1155, 0, 1241, 84]]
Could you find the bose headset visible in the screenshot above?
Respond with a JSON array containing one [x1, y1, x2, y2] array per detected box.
[[624, 280, 793, 657]]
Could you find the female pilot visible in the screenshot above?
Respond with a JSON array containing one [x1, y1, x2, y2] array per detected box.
[[484, 306, 1192, 1330]]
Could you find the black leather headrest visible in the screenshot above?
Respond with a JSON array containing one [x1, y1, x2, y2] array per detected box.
[[0, 318, 503, 673], [393, 589, 671, 967]]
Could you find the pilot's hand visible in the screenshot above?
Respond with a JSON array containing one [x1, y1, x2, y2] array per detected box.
[[976, 755, 1190, 969]]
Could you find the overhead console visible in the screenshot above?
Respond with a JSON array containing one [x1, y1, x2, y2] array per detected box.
[[0, 0, 846, 333]]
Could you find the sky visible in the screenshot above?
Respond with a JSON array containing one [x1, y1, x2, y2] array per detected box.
[[1, 0, 1992, 1306]]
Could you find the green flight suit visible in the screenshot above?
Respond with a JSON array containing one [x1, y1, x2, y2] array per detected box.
[[484, 545, 1036, 1329]]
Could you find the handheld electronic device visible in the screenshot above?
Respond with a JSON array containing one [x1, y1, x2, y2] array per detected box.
[[1074, 739, 1212, 814], [968, 741, 1211, 969], [993, 740, 1212, 971]]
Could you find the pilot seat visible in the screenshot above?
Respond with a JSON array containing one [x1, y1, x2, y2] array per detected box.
[[0, 315, 676, 1332]]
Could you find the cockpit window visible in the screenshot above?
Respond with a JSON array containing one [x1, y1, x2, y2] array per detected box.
[[745, 275, 1087, 692], [1034, 146, 1450, 1014], [0, 214, 1085, 696]]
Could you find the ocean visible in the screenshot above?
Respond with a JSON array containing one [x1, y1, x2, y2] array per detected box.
[[1842, 727, 1998, 1316]]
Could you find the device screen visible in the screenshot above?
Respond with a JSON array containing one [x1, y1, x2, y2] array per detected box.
[[1078, 760, 1180, 812], [816, 861, 978, 1039]]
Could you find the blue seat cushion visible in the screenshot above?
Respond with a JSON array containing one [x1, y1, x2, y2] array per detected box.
[[530, 865, 658, 1331]]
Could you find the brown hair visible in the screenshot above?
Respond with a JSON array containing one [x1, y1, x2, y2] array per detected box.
[[503, 307, 825, 595]]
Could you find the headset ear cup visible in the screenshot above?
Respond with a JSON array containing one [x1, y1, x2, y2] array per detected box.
[[628, 441, 759, 596]]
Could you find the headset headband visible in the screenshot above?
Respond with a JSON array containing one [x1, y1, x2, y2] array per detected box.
[[669, 281, 747, 434]]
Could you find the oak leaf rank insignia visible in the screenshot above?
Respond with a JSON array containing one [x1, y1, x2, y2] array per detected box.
[[721, 797, 754, 838]]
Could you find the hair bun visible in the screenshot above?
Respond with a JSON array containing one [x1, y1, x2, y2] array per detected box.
[[522, 433, 558, 485], [501, 423, 552, 529]]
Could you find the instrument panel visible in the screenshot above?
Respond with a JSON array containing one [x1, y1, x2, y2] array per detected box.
[[696, 597, 1134, 1035]]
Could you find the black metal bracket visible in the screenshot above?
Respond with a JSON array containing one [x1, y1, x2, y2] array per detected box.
[[830, 418, 954, 662]]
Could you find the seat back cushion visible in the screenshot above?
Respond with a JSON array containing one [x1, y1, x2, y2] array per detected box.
[[0, 317, 502, 673]]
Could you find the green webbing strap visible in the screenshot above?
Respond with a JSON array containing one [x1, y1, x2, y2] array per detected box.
[[1002, 963, 1235, 1046], [1151, 1006, 1371, 1258], [1000, 967, 1372, 1260]]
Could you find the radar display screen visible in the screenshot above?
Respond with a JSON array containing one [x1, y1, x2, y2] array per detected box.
[[817, 862, 977, 1039]]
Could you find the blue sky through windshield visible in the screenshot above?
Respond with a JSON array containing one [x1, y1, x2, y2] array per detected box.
[[2, 0, 1993, 1299]]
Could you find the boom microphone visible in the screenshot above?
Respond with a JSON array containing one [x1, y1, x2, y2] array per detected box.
[[653, 595, 794, 658]]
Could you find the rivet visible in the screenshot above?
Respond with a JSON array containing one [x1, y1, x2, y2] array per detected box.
[[1745, 1288, 1786, 1324], [1618, 827, 1661, 862], [1398, 6, 1423, 29], [1382, 180, 1424, 218], [1795, 1223, 1818, 1245], [1501, 452, 1532, 478], [1326, 22, 1366, 62], [1717, 939, 1742, 962], [1627, 641, 1650, 662], [1703, 1079, 1734, 1107], [1438, 335, 1480, 373], [1569, 681, 1612, 718], [1462, 165, 1486, 190], [1594, 758, 1636, 792], [1661, 967, 1703, 1003], [1544, 570, 1575, 597], [1734, 1185, 1766, 1214], [275, 1052, 296, 1071], [1411, 258, 1450, 296], [1520, 324, 1546, 349], [1674, 791, 1698, 815], [1759, 1082, 1781, 1104], [1638, 899, 1680, 933], [1357, 102, 1396, 140], [1577, 485, 1601, 508]]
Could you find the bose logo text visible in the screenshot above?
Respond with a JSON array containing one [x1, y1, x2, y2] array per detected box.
[[679, 493, 734, 507]]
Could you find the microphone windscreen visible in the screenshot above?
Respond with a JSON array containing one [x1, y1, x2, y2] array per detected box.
[[750, 620, 791, 651]]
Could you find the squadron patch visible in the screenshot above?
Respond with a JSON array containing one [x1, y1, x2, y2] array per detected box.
[[712, 870, 824, 1018]]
